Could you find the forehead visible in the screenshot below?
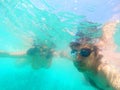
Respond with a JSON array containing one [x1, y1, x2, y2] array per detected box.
[[80, 44, 93, 48], [71, 42, 94, 49]]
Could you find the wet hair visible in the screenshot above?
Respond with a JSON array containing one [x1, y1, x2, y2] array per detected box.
[[70, 37, 93, 49], [27, 43, 54, 59], [70, 41, 81, 49], [27, 47, 40, 55], [74, 21, 102, 46]]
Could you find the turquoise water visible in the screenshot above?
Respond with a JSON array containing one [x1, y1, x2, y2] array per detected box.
[[0, 0, 120, 90]]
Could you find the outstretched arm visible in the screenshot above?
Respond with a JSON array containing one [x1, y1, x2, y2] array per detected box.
[[96, 21, 119, 49], [0, 51, 27, 58], [53, 50, 72, 60], [101, 21, 119, 44]]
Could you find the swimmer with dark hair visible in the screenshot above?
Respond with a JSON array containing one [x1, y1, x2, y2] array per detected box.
[[70, 21, 120, 90], [0, 41, 58, 69]]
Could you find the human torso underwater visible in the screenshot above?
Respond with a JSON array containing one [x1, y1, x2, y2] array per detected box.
[[85, 49, 120, 90], [84, 66, 116, 90], [84, 72, 111, 90], [25, 47, 53, 69], [32, 55, 51, 69]]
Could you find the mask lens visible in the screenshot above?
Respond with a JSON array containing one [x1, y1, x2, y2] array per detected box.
[[71, 49, 77, 56], [80, 48, 92, 57]]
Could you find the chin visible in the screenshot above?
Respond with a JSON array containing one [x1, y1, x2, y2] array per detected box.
[[77, 66, 88, 72]]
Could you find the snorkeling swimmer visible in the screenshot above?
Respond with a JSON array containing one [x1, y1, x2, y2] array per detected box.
[[70, 21, 120, 90], [0, 42, 57, 69]]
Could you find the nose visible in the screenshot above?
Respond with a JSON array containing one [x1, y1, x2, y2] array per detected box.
[[76, 54, 82, 61]]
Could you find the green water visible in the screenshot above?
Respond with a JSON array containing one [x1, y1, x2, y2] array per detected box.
[[0, 0, 119, 90]]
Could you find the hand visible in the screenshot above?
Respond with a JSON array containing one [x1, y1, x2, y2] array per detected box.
[[59, 51, 67, 57]]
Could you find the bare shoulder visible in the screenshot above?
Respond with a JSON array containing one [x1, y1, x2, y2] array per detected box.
[[98, 49, 120, 71], [97, 60, 120, 89]]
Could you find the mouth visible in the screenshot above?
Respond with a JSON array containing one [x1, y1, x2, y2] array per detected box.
[[74, 59, 85, 67], [73, 60, 87, 72]]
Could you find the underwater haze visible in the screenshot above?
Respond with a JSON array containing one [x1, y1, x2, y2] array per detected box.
[[0, 0, 120, 90]]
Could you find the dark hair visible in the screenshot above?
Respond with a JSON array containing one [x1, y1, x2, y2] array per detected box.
[[27, 47, 40, 55], [70, 41, 81, 49]]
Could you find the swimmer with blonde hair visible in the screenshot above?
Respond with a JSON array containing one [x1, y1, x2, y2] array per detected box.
[[70, 21, 120, 90]]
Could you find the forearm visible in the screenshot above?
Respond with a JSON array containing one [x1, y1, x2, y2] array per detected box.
[[0, 51, 10, 57], [102, 21, 119, 41], [0, 51, 26, 58], [53, 50, 72, 60]]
